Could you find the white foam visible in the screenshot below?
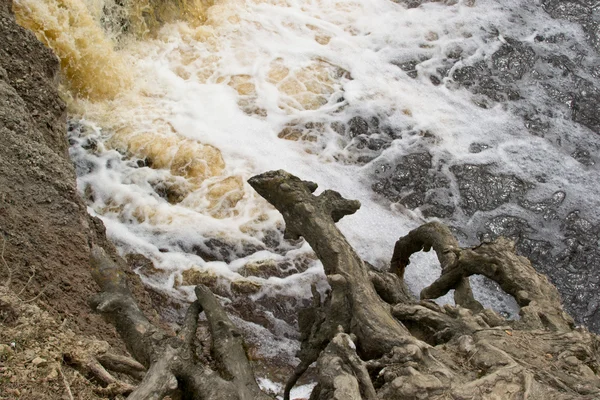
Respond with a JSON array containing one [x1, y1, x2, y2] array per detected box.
[[63, 0, 600, 365], [258, 377, 316, 399]]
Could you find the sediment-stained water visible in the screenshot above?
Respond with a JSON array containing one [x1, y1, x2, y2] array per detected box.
[[14, 0, 600, 391]]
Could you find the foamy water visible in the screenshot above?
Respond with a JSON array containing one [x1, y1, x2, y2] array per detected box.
[[14, 0, 600, 391]]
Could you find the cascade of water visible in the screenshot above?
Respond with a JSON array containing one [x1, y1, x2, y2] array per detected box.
[[15, 0, 600, 388]]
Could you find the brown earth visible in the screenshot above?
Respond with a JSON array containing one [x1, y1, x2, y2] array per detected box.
[[0, 0, 157, 350], [0, 286, 136, 399]]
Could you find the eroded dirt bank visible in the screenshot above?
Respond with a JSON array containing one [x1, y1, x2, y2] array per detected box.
[[0, 0, 155, 348], [1, 0, 600, 399]]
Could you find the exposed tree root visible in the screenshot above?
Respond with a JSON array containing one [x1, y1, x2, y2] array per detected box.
[[248, 170, 599, 400], [87, 169, 600, 399], [63, 347, 142, 395], [89, 246, 272, 400], [248, 171, 422, 354]]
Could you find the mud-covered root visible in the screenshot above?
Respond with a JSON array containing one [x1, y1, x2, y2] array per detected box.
[[392, 222, 575, 331], [249, 171, 416, 355], [309, 329, 377, 400], [249, 170, 427, 398], [250, 170, 600, 400], [89, 245, 273, 400], [284, 276, 353, 400], [63, 348, 143, 396], [390, 221, 483, 312], [86, 170, 600, 400]]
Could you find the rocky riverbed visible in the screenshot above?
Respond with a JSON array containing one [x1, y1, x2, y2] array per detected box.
[[1, 0, 600, 397]]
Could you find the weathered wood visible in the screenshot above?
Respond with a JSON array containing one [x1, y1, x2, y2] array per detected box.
[[391, 221, 483, 312], [89, 245, 271, 400], [249, 170, 418, 359], [90, 246, 160, 367], [249, 170, 599, 400], [417, 235, 575, 331], [310, 331, 377, 400], [84, 170, 600, 400], [195, 284, 272, 400]]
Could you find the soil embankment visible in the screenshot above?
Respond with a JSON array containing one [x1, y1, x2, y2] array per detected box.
[[0, 0, 154, 345]]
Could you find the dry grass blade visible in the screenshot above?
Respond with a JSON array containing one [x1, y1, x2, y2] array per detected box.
[[58, 363, 75, 400], [1, 234, 12, 288]]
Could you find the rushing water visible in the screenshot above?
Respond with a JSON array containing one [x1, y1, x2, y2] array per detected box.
[[14, 0, 600, 392]]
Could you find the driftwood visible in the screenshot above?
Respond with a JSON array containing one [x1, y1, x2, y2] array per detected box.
[[89, 246, 272, 400], [90, 169, 600, 399]]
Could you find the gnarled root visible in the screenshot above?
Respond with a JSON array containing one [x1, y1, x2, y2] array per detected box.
[[249, 171, 427, 398], [249, 170, 599, 400], [63, 348, 142, 396], [392, 223, 574, 331], [249, 171, 413, 358], [89, 246, 272, 400], [87, 170, 600, 400], [310, 330, 377, 400], [391, 221, 483, 312]]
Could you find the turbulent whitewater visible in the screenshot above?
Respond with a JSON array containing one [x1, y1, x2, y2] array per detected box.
[[13, 0, 600, 389]]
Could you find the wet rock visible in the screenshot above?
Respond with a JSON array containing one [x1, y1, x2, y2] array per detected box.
[[451, 39, 535, 102], [571, 148, 595, 165], [352, 135, 391, 152], [330, 121, 345, 135], [238, 253, 315, 280], [149, 179, 188, 204], [255, 293, 312, 326], [562, 210, 597, 241], [226, 299, 277, 332], [126, 253, 162, 276], [523, 114, 551, 135], [184, 238, 265, 263], [519, 191, 566, 220], [482, 215, 535, 240], [525, 74, 600, 134], [239, 259, 282, 279], [469, 143, 490, 153], [191, 239, 237, 262], [372, 153, 454, 217], [542, 0, 592, 24], [451, 164, 529, 215], [392, 60, 419, 78], [586, 22, 600, 52], [542, 0, 600, 52], [278, 126, 307, 141], [491, 39, 537, 82], [231, 279, 262, 295], [348, 116, 370, 137], [390, 0, 458, 8], [179, 269, 231, 299], [545, 55, 577, 76], [445, 45, 464, 60], [477, 224, 557, 293], [337, 115, 394, 164], [452, 64, 483, 86], [554, 236, 600, 331], [180, 269, 219, 287], [452, 63, 520, 102], [572, 79, 600, 133], [534, 33, 568, 44], [447, 33, 600, 138], [516, 238, 556, 271]]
